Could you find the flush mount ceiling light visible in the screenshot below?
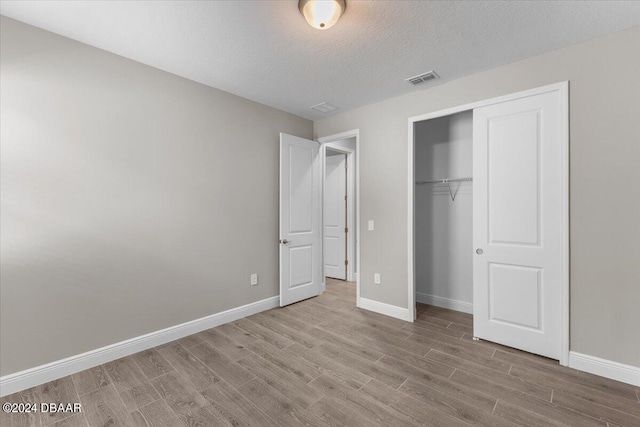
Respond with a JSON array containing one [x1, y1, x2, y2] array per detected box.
[[298, 0, 346, 30]]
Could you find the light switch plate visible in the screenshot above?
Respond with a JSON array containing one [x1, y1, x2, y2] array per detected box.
[[368, 220, 375, 231], [250, 273, 258, 286], [374, 273, 381, 284]]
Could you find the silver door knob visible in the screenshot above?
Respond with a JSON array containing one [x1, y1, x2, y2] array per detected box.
[[476, 248, 483, 255], [281, 239, 290, 245]]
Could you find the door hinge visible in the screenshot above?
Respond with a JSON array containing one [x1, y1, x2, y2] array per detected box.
[[345, 260, 349, 266], [345, 227, 348, 233]]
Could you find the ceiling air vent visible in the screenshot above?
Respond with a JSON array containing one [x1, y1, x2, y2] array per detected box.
[[310, 102, 339, 113], [406, 70, 439, 85]]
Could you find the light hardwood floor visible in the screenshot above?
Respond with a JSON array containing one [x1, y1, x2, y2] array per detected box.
[[2, 278, 639, 426]]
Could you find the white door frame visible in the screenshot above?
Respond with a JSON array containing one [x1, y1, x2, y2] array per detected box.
[[317, 130, 360, 295], [407, 82, 569, 366]]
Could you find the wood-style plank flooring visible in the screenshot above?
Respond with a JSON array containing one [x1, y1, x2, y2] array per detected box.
[[2, 279, 639, 426]]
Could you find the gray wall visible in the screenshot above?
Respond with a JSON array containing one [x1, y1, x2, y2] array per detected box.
[[315, 26, 640, 367], [0, 17, 312, 376], [415, 112, 473, 306]]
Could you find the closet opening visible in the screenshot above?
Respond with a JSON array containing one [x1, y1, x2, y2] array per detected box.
[[407, 83, 569, 364], [414, 110, 474, 316]]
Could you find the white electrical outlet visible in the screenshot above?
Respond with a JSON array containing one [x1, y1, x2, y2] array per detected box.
[[374, 273, 381, 284], [250, 273, 258, 286], [368, 220, 375, 231]]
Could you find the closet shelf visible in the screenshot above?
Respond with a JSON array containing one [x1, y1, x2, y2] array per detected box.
[[415, 177, 472, 201], [415, 177, 472, 185]]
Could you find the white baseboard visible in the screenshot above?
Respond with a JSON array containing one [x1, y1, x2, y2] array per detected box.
[[416, 292, 473, 314], [357, 297, 412, 322], [0, 296, 279, 397], [568, 351, 640, 387]]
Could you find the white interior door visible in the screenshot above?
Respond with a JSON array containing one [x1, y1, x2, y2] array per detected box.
[[473, 89, 564, 359], [324, 154, 347, 280], [280, 133, 322, 306]]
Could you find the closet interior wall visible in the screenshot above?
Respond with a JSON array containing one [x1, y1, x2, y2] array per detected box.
[[415, 110, 473, 312]]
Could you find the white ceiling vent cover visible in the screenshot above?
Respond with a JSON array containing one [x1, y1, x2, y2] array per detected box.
[[310, 102, 339, 113], [406, 70, 439, 85]]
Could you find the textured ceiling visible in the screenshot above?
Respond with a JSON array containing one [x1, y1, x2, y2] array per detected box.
[[2, 1, 640, 120]]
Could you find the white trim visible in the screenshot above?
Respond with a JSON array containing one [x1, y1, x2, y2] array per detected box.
[[407, 82, 570, 363], [416, 293, 473, 314], [407, 82, 569, 124], [569, 352, 640, 387], [317, 129, 360, 144], [0, 296, 279, 397], [317, 130, 360, 305], [357, 297, 412, 322], [559, 82, 570, 367], [408, 117, 416, 322]]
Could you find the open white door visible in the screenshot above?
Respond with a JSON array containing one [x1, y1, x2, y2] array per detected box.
[[473, 89, 565, 359], [280, 133, 322, 306], [324, 154, 347, 280]]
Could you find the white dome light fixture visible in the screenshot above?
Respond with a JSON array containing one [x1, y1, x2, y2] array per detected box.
[[298, 0, 346, 30]]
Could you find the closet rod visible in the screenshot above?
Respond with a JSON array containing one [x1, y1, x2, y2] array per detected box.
[[415, 177, 472, 185]]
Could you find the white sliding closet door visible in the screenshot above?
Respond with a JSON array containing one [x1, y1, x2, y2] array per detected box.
[[473, 90, 564, 359]]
